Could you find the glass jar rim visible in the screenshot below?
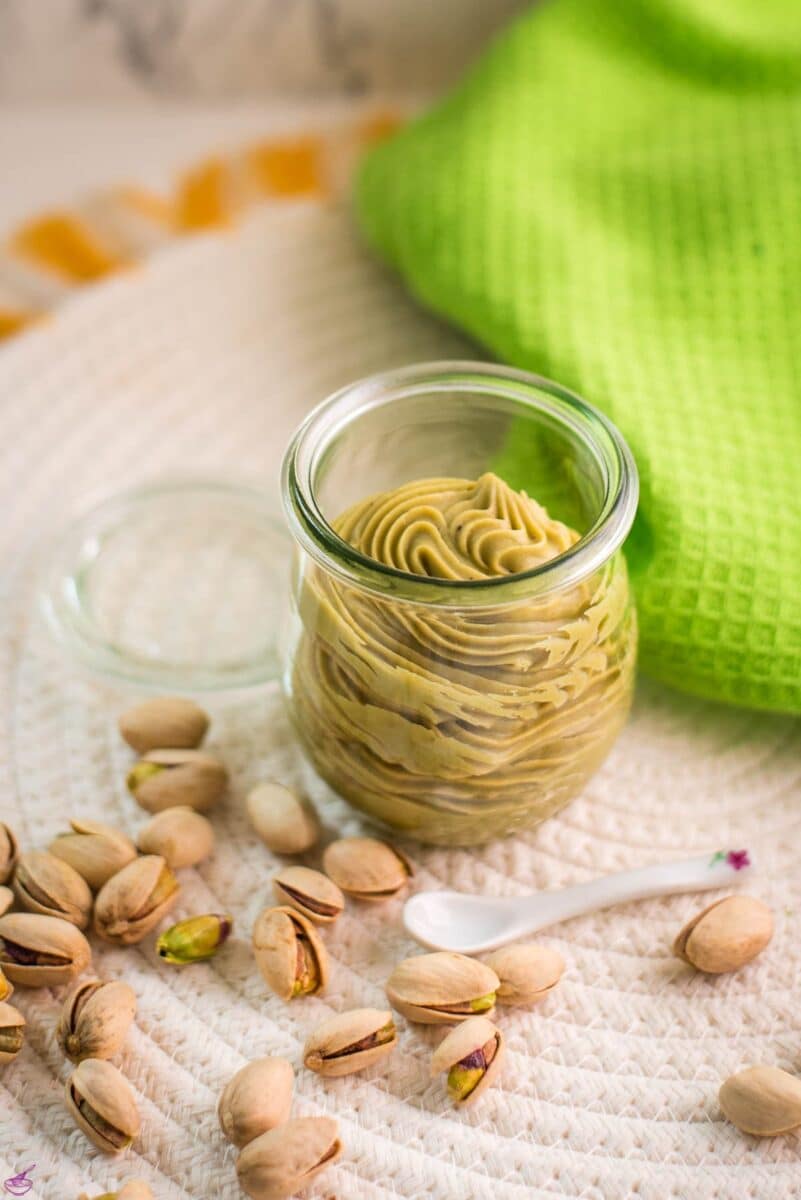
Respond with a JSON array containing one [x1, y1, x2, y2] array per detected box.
[[281, 361, 639, 607]]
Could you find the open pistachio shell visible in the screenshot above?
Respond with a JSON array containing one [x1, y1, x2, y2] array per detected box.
[[386, 952, 499, 1024], [431, 1015, 504, 1106], [322, 837, 412, 901], [13, 849, 93, 928], [0, 1000, 25, 1064], [136, 806, 215, 869], [272, 866, 344, 925], [49, 819, 137, 891], [65, 1058, 141, 1154], [79, 1185, 154, 1200], [252, 906, 328, 1001], [94, 856, 180, 946], [236, 1116, 341, 1200], [57, 978, 137, 1063], [304, 1008, 397, 1078], [218, 1056, 294, 1148], [720, 1065, 801, 1136], [0, 824, 18, 885], [674, 895, 773, 974], [119, 696, 209, 754], [0, 911, 91, 987], [127, 749, 227, 814], [484, 943, 565, 1006], [246, 782, 320, 855]]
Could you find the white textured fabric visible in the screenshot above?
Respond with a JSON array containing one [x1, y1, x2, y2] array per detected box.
[[0, 205, 799, 1200]]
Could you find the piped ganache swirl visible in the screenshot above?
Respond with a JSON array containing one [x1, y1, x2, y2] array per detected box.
[[290, 473, 636, 842]]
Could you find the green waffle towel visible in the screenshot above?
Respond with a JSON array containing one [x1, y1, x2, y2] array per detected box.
[[356, 0, 801, 713]]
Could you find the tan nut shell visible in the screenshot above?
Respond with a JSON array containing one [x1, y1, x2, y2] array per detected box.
[[57, 978, 137, 1063], [719, 1065, 801, 1136], [128, 749, 227, 813], [94, 856, 180, 945], [431, 1015, 505, 1105], [49, 819, 137, 891], [119, 695, 209, 754], [322, 837, 412, 901], [13, 849, 93, 928], [484, 943, 565, 1006], [304, 1008, 396, 1078], [218, 1056, 294, 1147], [65, 1057, 140, 1154], [252, 906, 328, 1001], [136, 806, 215, 869], [673, 895, 773, 974], [0, 912, 91, 987], [0, 886, 13, 917], [386, 952, 499, 1024], [236, 1116, 341, 1200], [272, 866, 344, 925], [246, 782, 319, 855], [0, 824, 18, 885], [0, 1000, 25, 1063]]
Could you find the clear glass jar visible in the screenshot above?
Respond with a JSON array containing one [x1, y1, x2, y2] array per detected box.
[[281, 362, 638, 845]]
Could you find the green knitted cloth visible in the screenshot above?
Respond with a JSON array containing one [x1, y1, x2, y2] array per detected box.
[[356, 0, 801, 713]]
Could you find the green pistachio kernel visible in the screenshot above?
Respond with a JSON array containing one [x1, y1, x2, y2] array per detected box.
[[156, 913, 232, 964], [291, 936, 319, 996], [126, 761, 164, 793], [447, 1064, 484, 1102], [469, 992, 496, 1013]]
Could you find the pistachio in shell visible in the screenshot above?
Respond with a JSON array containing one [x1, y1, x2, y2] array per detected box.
[[57, 978, 137, 1063], [236, 1116, 341, 1200], [0, 911, 91, 987], [156, 913, 232, 964], [0, 886, 13, 917], [13, 849, 93, 928], [272, 866, 344, 925], [431, 1015, 504, 1106], [79, 1183, 154, 1200], [136, 806, 215, 869], [252, 906, 328, 1001], [322, 837, 412, 902], [719, 1065, 801, 1136], [49, 819, 137, 891], [0, 1000, 25, 1064], [484, 943, 565, 1006], [673, 895, 773, 974], [304, 1008, 397, 1078], [94, 856, 180, 946], [119, 695, 209, 754], [246, 782, 319, 855], [0, 824, 18, 885], [65, 1057, 140, 1154], [386, 952, 499, 1024], [127, 749, 227, 814], [218, 1056, 294, 1148]]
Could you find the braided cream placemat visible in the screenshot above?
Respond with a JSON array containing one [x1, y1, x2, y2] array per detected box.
[[0, 205, 799, 1200]]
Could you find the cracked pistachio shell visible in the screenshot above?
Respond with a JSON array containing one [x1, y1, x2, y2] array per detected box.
[[252, 906, 328, 1001], [674, 895, 773, 974], [484, 944, 565, 1006], [0, 886, 13, 916], [386, 952, 499, 1025], [272, 866, 344, 925], [57, 978, 137, 1064], [49, 819, 137, 891], [304, 1008, 397, 1078], [119, 696, 209, 755], [218, 1056, 294, 1148], [236, 1116, 341, 1200], [0, 912, 91, 987], [0, 824, 18, 885], [720, 1065, 801, 1136], [431, 1015, 504, 1106], [136, 806, 215, 869], [13, 849, 93, 928], [246, 782, 319, 855], [79, 1183, 155, 1200], [94, 856, 180, 946], [0, 1000, 25, 1063], [65, 1058, 140, 1154], [322, 838, 412, 902], [127, 749, 227, 814]]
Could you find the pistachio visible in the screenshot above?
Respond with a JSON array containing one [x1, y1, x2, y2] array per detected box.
[[94, 856, 180, 946], [386, 952, 499, 1024], [236, 1116, 341, 1200], [304, 1008, 397, 1078], [0, 824, 18, 885], [49, 819, 137, 891], [79, 1183, 154, 1200], [156, 913, 232, 964], [0, 912, 91, 987], [57, 978, 137, 1063], [0, 886, 13, 916], [246, 782, 319, 855], [322, 837, 412, 902], [272, 866, 344, 925], [252, 906, 328, 1001], [65, 1058, 140, 1154], [673, 895, 773, 974], [127, 749, 227, 813], [0, 966, 12, 1001], [484, 943, 565, 1006], [0, 1000, 25, 1064], [119, 696, 210, 754], [431, 1015, 504, 1106], [218, 1056, 294, 1148], [136, 806, 215, 869], [13, 849, 93, 928], [719, 1065, 801, 1136]]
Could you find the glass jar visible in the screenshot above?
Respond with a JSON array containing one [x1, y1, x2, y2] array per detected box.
[[281, 362, 638, 845]]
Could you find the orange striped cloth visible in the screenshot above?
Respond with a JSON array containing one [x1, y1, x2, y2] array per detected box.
[[0, 112, 398, 342]]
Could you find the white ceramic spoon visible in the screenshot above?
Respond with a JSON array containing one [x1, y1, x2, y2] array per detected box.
[[402, 848, 755, 954]]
